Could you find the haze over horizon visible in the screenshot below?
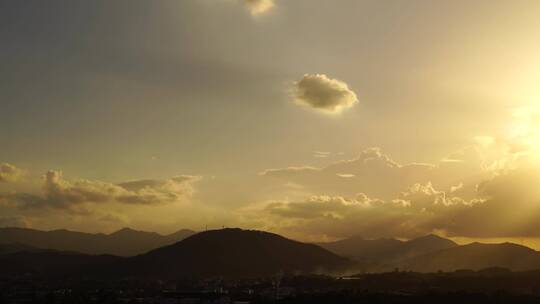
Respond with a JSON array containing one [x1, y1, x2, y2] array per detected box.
[[3, 0, 540, 249]]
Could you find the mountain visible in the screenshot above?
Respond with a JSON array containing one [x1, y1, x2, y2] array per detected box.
[[0, 228, 351, 278], [321, 236, 540, 273], [0, 227, 196, 256], [318, 236, 403, 260], [401, 242, 540, 272], [118, 228, 352, 278], [3, 228, 540, 278], [163, 229, 197, 243], [319, 234, 457, 263], [396, 234, 458, 260]]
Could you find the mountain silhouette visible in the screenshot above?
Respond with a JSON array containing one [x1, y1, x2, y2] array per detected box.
[[401, 242, 540, 272], [319, 234, 457, 263], [396, 234, 458, 260], [318, 236, 403, 260], [0, 228, 350, 278], [4, 228, 540, 278], [0, 227, 195, 256], [117, 228, 351, 278]]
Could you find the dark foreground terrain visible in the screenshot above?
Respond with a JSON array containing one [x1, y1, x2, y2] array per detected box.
[[3, 269, 540, 303]]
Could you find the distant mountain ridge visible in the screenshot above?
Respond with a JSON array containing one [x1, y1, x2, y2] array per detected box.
[[401, 242, 540, 272], [0, 227, 196, 256], [319, 234, 457, 264], [3, 228, 540, 278], [318, 234, 540, 273]]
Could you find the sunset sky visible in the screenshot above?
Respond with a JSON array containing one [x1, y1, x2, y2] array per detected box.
[[2, 0, 540, 247]]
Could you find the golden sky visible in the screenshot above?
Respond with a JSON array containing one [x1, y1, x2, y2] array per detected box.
[[2, 0, 540, 246]]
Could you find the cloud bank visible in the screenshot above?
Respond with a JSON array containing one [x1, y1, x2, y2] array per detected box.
[[246, 184, 483, 240], [292, 74, 358, 114], [0, 171, 202, 212], [249, 173, 539, 240], [251, 137, 540, 240]]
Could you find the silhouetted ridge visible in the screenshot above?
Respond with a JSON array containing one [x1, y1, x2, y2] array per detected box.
[[0, 227, 196, 256], [109, 227, 142, 235], [123, 228, 350, 278], [4, 228, 540, 278], [402, 242, 540, 272], [319, 234, 457, 264], [396, 234, 457, 260]]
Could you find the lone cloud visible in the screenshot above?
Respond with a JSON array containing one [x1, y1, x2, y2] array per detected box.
[[292, 74, 358, 114]]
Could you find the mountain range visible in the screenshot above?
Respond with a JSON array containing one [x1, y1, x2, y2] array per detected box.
[[319, 234, 457, 269], [402, 242, 540, 272], [319, 234, 540, 273], [0, 228, 349, 278], [2, 227, 540, 278], [0, 227, 195, 256]]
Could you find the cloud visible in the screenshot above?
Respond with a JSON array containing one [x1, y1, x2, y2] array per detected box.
[[0, 163, 24, 183], [261, 148, 442, 200], [116, 176, 201, 204], [248, 182, 487, 240], [313, 151, 331, 158], [251, 153, 540, 240], [0, 171, 202, 211], [252, 142, 540, 239], [292, 74, 358, 114], [219, 136, 540, 240], [265, 194, 380, 220], [260, 166, 320, 177], [336, 173, 355, 178], [244, 0, 275, 16], [4, 114, 540, 240], [260, 146, 496, 204]]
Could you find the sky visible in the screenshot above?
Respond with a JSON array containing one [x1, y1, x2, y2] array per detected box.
[[2, 0, 540, 246]]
